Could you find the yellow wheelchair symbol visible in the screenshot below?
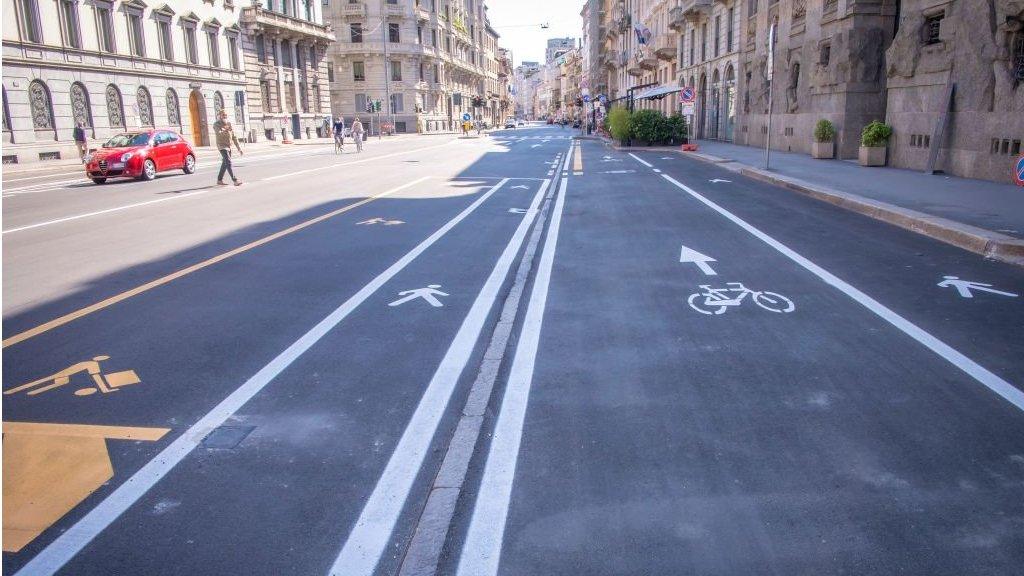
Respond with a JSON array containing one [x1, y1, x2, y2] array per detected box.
[[4, 356, 141, 398]]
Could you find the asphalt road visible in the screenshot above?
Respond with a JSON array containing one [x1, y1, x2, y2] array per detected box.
[[3, 126, 1023, 576]]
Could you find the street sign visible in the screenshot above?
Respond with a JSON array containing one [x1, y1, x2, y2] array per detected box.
[[583, 94, 591, 103], [681, 103, 695, 116], [1015, 155, 1024, 186], [462, 113, 472, 122], [680, 87, 695, 103]]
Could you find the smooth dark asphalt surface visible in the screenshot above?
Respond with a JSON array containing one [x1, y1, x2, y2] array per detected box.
[[5, 127, 1022, 576], [448, 139, 1024, 576]]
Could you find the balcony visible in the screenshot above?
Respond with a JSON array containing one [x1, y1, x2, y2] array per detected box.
[[668, 6, 685, 30], [639, 50, 658, 70], [654, 33, 676, 60], [241, 6, 335, 43], [679, 0, 712, 23], [414, 6, 430, 21], [626, 60, 644, 76], [385, 4, 406, 18], [340, 2, 366, 19]]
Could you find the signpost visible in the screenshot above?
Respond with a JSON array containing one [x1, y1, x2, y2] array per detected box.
[[765, 23, 776, 170]]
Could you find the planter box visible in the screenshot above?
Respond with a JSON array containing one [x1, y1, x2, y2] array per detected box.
[[811, 141, 834, 159], [859, 145, 887, 166]]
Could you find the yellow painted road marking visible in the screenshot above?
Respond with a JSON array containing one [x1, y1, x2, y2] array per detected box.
[[2, 422, 170, 552], [4, 356, 141, 398], [573, 144, 583, 173], [2, 177, 430, 348]]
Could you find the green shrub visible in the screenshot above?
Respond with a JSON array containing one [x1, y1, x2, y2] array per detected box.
[[607, 107, 632, 142], [666, 114, 688, 143], [630, 109, 671, 144], [814, 119, 835, 143], [861, 120, 893, 147]]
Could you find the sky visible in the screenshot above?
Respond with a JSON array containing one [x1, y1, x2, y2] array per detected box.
[[485, 0, 584, 67]]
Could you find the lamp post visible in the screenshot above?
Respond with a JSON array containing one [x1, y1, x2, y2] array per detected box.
[[380, 0, 394, 136]]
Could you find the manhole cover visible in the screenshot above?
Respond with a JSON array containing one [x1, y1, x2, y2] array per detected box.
[[201, 425, 255, 449]]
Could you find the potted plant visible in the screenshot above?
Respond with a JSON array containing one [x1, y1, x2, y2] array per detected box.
[[859, 120, 893, 166], [812, 119, 836, 159]]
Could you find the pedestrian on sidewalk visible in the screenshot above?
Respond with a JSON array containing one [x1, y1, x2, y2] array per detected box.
[[73, 122, 88, 163], [214, 110, 244, 186], [352, 117, 365, 153]]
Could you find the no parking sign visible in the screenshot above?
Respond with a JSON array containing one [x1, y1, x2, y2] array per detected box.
[[680, 87, 695, 103], [1016, 155, 1024, 186]]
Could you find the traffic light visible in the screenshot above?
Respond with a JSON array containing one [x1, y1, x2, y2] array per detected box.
[[365, 99, 374, 113], [374, 100, 382, 112]]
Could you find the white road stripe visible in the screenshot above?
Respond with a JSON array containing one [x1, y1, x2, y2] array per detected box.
[[11, 175, 497, 576], [326, 177, 549, 576], [628, 152, 654, 167], [659, 173, 1024, 412], [264, 141, 455, 181], [2, 191, 208, 234], [456, 176, 568, 576]]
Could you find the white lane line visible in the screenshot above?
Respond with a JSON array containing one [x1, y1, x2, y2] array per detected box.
[[265, 141, 455, 181], [327, 178, 547, 576], [561, 147, 573, 173], [2, 191, 208, 234], [660, 173, 1024, 412], [12, 175, 496, 576], [456, 176, 568, 576], [628, 152, 654, 168]]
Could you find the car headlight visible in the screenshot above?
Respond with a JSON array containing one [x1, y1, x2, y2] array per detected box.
[[83, 153, 93, 163], [120, 152, 134, 162]]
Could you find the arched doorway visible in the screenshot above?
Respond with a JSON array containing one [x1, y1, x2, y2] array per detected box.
[[697, 73, 707, 139], [724, 65, 736, 142], [188, 89, 208, 146], [709, 69, 720, 140]]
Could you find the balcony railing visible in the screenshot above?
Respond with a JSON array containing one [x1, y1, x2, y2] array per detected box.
[[385, 4, 406, 18], [668, 6, 685, 30], [241, 7, 335, 42], [680, 0, 712, 23], [639, 50, 658, 70], [626, 62, 644, 76], [654, 33, 676, 60]]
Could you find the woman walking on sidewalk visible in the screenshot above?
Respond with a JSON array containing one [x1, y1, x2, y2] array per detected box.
[[352, 117, 365, 153], [214, 110, 244, 186]]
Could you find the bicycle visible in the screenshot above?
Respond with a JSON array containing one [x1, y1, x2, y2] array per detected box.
[[334, 134, 345, 154], [687, 282, 794, 315]]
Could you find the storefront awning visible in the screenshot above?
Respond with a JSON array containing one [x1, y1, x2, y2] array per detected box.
[[635, 84, 682, 100]]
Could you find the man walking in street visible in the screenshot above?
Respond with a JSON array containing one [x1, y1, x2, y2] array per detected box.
[[73, 121, 88, 163], [214, 110, 243, 186], [352, 117, 365, 153]]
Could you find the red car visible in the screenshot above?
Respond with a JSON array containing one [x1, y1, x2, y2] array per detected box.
[[86, 129, 196, 184]]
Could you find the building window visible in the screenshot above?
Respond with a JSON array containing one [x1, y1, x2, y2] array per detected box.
[[214, 91, 225, 117], [309, 46, 317, 69], [157, 18, 174, 60], [70, 82, 92, 128], [106, 84, 124, 129], [96, 3, 115, 52], [183, 22, 199, 64], [689, 33, 694, 65], [353, 61, 365, 81], [233, 91, 244, 123], [748, 0, 757, 17], [433, 63, 439, 82], [727, 8, 734, 52], [18, 0, 42, 43], [227, 33, 240, 70], [166, 88, 180, 126], [300, 81, 309, 112], [820, 41, 831, 65], [389, 23, 400, 43], [922, 12, 943, 45], [1014, 31, 1024, 82], [390, 93, 403, 113], [28, 80, 54, 130], [432, 28, 437, 46], [714, 16, 721, 57], [701, 23, 707, 61], [256, 34, 266, 63], [328, 63, 334, 82], [260, 80, 272, 112], [127, 9, 145, 57], [313, 85, 322, 113], [206, 28, 221, 67], [281, 39, 292, 66], [351, 23, 363, 43], [284, 81, 296, 111], [59, 0, 81, 48], [137, 86, 153, 126], [390, 60, 402, 81]]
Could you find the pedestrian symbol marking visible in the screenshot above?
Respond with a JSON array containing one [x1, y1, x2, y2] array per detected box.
[[2, 421, 170, 552], [938, 276, 1019, 299], [357, 217, 405, 226], [679, 245, 718, 275], [687, 283, 794, 315], [709, 179, 732, 183], [389, 285, 450, 308], [4, 356, 141, 398]]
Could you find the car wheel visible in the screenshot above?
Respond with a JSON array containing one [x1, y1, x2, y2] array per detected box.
[[139, 159, 157, 181], [182, 154, 196, 174], [92, 177, 107, 185]]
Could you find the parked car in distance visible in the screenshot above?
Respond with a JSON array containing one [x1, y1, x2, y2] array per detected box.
[[85, 130, 196, 184], [517, 120, 524, 126], [504, 118, 517, 129]]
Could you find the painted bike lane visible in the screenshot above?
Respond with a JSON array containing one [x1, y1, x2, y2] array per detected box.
[[455, 142, 1024, 576], [1, 176, 543, 575]]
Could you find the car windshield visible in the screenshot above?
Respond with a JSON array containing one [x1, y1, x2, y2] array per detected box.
[[103, 133, 151, 148]]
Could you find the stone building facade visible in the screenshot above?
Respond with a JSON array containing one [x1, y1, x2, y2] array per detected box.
[[239, 0, 334, 142], [324, 0, 501, 134], [3, 0, 249, 164], [883, 0, 1024, 181]]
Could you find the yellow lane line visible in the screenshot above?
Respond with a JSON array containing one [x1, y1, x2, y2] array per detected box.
[[2, 422, 170, 441], [573, 144, 583, 173], [2, 176, 430, 348]]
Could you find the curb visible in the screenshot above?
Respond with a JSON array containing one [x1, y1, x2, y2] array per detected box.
[[679, 151, 1024, 267]]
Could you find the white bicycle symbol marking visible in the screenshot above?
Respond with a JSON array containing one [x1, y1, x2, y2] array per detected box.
[[687, 282, 795, 315]]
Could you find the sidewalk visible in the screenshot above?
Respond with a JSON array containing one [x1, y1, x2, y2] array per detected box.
[[683, 139, 1024, 265]]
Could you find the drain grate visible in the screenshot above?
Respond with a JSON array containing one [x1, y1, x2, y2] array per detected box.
[[201, 425, 255, 449]]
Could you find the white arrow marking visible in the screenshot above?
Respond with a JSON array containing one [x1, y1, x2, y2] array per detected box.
[[679, 244, 718, 275], [388, 284, 449, 307], [709, 179, 732, 183], [937, 276, 1019, 299], [531, 144, 542, 148], [508, 208, 528, 214], [511, 185, 529, 189], [601, 158, 623, 163]]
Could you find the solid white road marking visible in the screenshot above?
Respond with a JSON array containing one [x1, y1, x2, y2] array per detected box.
[[509, 208, 529, 213], [937, 276, 1019, 299], [327, 178, 552, 576], [2, 191, 208, 234], [679, 244, 718, 275], [10, 175, 495, 576], [628, 153, 654, 168], [709, 178, 732, 183], [388, 285, 449, 307], [456, 176, 568, 576], [600, 170, 636, 174], [660, 173, 1024, 412], [511, 185, 529, 190], [264, 141, 454, 181]]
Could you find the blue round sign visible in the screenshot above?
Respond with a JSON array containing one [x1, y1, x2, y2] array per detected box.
[[462, 113, 472, 122], [583, 95, 591, 103], [1016, 155, 1024, 186]]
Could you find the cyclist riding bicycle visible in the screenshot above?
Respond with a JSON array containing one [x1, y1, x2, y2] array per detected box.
[[332, 116, 346, 152]]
